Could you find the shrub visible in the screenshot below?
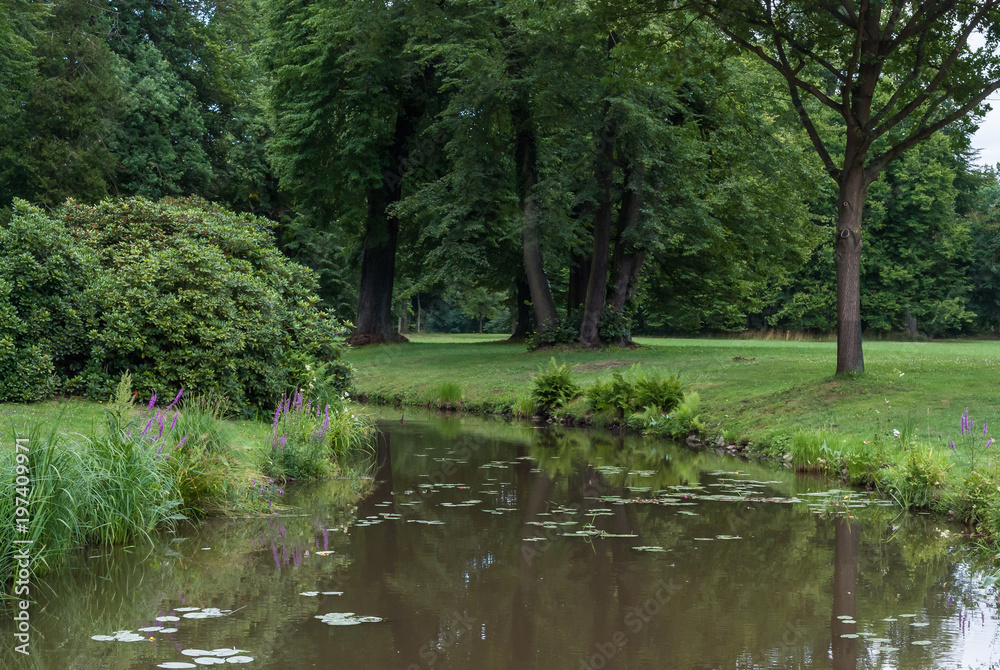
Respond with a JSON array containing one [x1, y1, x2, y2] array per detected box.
[[0, 201, 96, 401], [586, 365, 684, 418], [531, 358, 581, 412], [878, 445, 952, 510], [0, 197, 353, 411], [632, 392, 705, 439]]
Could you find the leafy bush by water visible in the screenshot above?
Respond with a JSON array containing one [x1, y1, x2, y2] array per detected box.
[[531, 358, 582, 412], [0, 197, 353, 411], [265, 390, 373, 482], [587, 365, 684, 418]]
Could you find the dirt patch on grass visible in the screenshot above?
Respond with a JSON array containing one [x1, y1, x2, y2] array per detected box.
[[575, 360, 632, 373]]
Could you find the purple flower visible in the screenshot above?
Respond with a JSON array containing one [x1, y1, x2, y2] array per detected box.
[[167, 389, 183, 410], [272, 404, 281, 429], [157, 412, 165, 439], [157, 443, 163, 455], [962, 410, 970, 435], [176, 436, 187, 450], [950, 440, 956, 450], [279, 436, 287, 451], [140, 416, 155, 439], [988, 439, 995, 449], [278, 489, 284, 495], [146, 393, 158, 413]]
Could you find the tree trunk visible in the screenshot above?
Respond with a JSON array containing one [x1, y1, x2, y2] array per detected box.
[[478, 315, 483, 334], [399, 297, 410, 335], [416, 293, 421, 333], [609, 165, 644, 313], [579, 121, 615, 348], [513, 101, 558, 335], [835, 169, 866, 374], [510, 279, 532, 340], [351, 190, 400, 345], [350, 91, 424, 346], [566, 251, 590, 313]]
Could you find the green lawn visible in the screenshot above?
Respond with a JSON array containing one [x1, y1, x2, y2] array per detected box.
[[347, 334, 1000, 451]]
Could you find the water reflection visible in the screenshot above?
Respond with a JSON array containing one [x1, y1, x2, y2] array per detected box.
[[4, 413, 1000, 669]]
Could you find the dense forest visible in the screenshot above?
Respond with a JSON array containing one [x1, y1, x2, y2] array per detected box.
[[4, 0, 1000, 348]]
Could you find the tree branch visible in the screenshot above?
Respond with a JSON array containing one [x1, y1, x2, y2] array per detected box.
[[865, 80, 1000, 181]]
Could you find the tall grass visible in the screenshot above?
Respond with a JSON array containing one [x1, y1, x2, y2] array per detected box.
[[0, 422, 86, 589]]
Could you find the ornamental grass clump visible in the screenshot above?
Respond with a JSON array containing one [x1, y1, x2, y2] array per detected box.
[[265, 390, 373, 482], [77, 374, 184, 545]]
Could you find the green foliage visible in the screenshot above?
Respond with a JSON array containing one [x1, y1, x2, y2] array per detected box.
[[265, 392, 373, 482], [0, 201, 96, 401], [586, 365, 683, 417], [628, 392, 704, 439], [435, 382, 463, 406], [0, 421, 88, 585], [530, 358, 582, 413], [879, 446, 952, 510], [1, 197, 351, 412]]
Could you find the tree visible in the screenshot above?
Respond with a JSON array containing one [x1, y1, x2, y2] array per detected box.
[[265, 0, 437, 345], [680, 1, 1000, 373], [2, 0, 120, 207]]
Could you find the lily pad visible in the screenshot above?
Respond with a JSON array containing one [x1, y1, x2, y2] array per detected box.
[[225, 658, 254, 664], [156, 616, 180, 622], [840, 634, 859, 639], [157, 664, 197, 669], [315, 612, 383, 626], [912, 640, 932, 646], [193, 659, 226, 666]]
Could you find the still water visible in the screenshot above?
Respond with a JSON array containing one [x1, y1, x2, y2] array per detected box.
[[7, 414, 1000, 669]]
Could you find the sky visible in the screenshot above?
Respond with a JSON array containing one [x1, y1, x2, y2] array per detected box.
[[972, 99, 1000, 169]]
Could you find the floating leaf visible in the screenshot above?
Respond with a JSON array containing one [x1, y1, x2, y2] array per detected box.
[[912, 640, 932, 646], [840, 634, 859, 639], [225, 658, 254, 664], [157, 664, 197, 669], [315, 612, 383, 626]]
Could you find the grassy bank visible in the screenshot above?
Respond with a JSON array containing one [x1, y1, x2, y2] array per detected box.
[[347, 334, 1000, 538], [0, 377, 374, 588]]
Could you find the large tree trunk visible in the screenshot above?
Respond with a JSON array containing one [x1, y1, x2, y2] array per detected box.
[[579, 120, 615, 348], [351, 190, 400, 345], [510, 279, 532, 340], [609, 165, 644, 313], [350, 91, 425, 345], [835, 167, 866, 374], [513, 101, 558, 335]]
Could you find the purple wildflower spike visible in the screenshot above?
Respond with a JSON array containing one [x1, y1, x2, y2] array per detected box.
[[962, 410, 970, 435], [170, 412, 178, 431], [323, 405, 330, 434], [307, 400, 312, 412], [988, 439, 995, 449], [140, 416, 155, 439], [157, 412, 165, 439], [167, 389, 183, 410], [176, 436, 187, 449], [273, 404, 281, 429], [146, 393, 157, 413], [157, 443, 163, 455], [950, 440, 956, 450]]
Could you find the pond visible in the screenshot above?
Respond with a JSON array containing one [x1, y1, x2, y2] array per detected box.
[[5, 413, 1000, 669]]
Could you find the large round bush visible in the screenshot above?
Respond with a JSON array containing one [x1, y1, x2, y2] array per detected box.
[[0, 197, 351, 409]]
